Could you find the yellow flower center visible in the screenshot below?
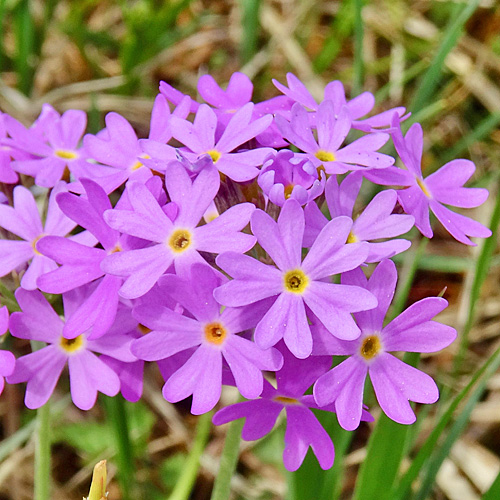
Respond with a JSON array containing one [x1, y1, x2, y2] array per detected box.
[[284, 184, 294, 199], [60, 335, 85, 353], [109, 243, 122, 254], [359, 335, 382, 360], [55, 149, 77, 160], [204, 322, 227, 345], [274, 396, 299, 405], [284, 269, 309, 294], [416, 177, 431, 198], [315, 150, 335, 163], [206, 150, 221, 163], [31, 234, 45, 256], [168, 229, 192, 253], [131, 154, 151, 171], [347, 231, 359, 244]]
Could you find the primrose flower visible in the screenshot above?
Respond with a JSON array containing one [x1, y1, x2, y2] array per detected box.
[[272, 72, 406, 131], [169, 103, 273, 182], [102, 162, 256, 299], [36, 178, 154, 339], [0, 183, 78, 290], [304, 174, 414, 262], [365, 115, 491, 245], [313, 260, 457, 430], [0, 113, 24, 184], [5, 109, 90, 187], [276, 101, 394, 175], [214, 199, 377, 359], [7, 288, 137, 410], [0, 306, 15, 395], [258, 150, 325, 207], [132, 265, 283, 414], [83, 99, 189, 194], [196, 72, 292, 147], [213, 343, 373, 471]]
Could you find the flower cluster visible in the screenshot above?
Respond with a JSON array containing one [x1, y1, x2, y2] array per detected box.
[[0, 72, 489, 471]]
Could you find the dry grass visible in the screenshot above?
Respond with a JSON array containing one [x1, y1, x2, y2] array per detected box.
[[1, 1, 500, 499]]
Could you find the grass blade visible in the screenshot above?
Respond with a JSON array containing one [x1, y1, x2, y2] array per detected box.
[[313, 0, 354, 73], [454, 182, 500, 374], [482, 470, 500, 500], [239, 0, 261, 64], [352, 0, 364, 96], [391, 344, 500, 500], [13, 0, 35, 96], [410, 0, 481, 113], [440, 112, 500, 165], [414, 345, 500, 500]]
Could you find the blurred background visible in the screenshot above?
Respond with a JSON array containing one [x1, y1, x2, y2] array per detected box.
[[1, 1, 500, 499]]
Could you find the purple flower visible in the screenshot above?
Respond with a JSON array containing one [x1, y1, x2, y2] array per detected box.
[[82, 105, 188, 194], [198, 72, 254, 115], [213, 343, 373, 471], [0, 112, 25, 184], [364, 115, 491, 245], [7, 288, 136, 410], [276, 101, 394, 175], [5, 109, 90, 187], [36, 178, 151, 339], [304, 174, 414, 262], [131, 265, 283, 414], [0, 183, 77, 290], [99, 303, 147, 402], [258, 150, 325, 207], [102, 162, 256, 299], [169, 103, 273, 182], [214, 199, 377, 359], [313, 260, 457, 430], [196, 72, 292, 147], [137, 94, 193, 173], [273, 73, 406, 131], [0, 306, 15, 395]]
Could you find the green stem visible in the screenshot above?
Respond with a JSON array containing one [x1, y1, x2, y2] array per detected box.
[[34, 402, 51, 500], [31, 341, 51, 500], [210, 419, 244, 500], [168, 411, 212, 500], [103, 395, 134, 500]]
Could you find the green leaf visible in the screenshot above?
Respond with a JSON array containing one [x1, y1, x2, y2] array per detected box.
[[351, 413, 409, 500], [352, 0, 364, 96]]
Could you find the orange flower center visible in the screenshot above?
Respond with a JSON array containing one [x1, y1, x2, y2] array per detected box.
[[359, 335, 382, 360], [204, 322, 227, 345]]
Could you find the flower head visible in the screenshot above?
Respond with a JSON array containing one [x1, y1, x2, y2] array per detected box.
[[214, 199, 377, 358], [132, 265, 283, 414], [258, 150, 325, 206], [7, 288, 136, 409], [365, 115, 491, 245], [313, 260, 457, 430]]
